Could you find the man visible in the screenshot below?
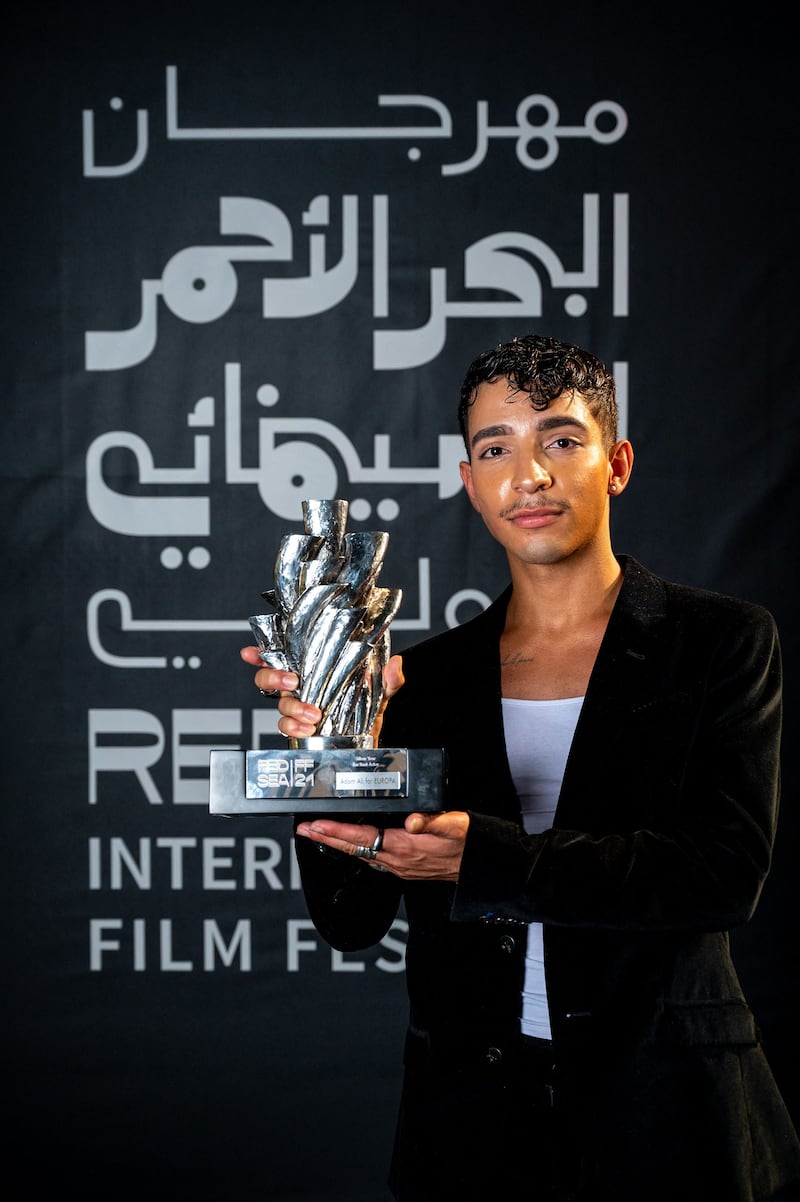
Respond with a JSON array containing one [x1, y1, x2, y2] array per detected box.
[[241, 335, 800, 1200]]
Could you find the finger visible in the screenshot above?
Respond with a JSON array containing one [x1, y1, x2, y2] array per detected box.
[[276, 697, 322, 739], [297, 819, 382, 846], [404, 811, 469, 838], [382, 654, 405, 700], [370, 654, 405, 744], [296, 821, 390, 863], [277, 717, 314, 740], [255, 666, 300, 695]]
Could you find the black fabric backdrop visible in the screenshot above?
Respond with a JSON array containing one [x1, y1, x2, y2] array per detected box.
[[3, 4, 798, 1200]]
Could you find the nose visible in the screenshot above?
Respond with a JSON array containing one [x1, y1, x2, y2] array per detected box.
[[513, 454, 552, 492]]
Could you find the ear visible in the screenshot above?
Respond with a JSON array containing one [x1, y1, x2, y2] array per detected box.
[[607, 439, 634, 495], [459, 459, 481, 512]]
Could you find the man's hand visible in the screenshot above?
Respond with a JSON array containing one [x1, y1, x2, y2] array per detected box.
[[295, 811, 469, 882], [241, 647, 465, 879], [239, 646, 405, 742]]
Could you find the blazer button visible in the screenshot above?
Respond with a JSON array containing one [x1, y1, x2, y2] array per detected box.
[[484, 1046, 503, 1065], [499, 935, 516, 953]]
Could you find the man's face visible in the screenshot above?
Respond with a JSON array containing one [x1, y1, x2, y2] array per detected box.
[[459, 377, 622, 568]]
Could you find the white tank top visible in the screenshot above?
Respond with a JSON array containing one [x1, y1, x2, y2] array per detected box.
[[501, 696, 584, 1040]]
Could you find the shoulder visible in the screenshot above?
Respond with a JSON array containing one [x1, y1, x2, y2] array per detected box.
[[616, 558, 781, 700], [619, 556, 778, 639]]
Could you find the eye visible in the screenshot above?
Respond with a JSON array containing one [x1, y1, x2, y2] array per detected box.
[[477, 444, 508, 459], [546, 436, 580, 451]]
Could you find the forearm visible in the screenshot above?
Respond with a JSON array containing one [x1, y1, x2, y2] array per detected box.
[[453, 803, 773, 933]]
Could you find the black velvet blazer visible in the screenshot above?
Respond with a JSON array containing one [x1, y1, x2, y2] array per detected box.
[[296, 557, 800, 1200]]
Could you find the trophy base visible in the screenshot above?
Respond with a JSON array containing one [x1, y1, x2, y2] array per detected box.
[[209, 746, 445, 815]]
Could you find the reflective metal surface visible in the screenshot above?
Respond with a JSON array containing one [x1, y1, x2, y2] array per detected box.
[[249, 499, 402, 744], [209, 747, 446, 814]]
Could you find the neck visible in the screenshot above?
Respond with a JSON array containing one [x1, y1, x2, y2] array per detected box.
[[505, 546, 623, 632]]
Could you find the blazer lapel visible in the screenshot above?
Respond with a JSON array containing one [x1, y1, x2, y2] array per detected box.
[[555, 557, 671, 829]]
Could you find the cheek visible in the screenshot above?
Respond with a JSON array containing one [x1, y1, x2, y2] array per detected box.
[[574, 468, 608, 499], [462, 473, 482, 512], [467, 470, 506, 511], [576, 477, 611, 525]]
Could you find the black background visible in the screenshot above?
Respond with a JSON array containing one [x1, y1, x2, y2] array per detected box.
[[3, 4, 798, 1199]]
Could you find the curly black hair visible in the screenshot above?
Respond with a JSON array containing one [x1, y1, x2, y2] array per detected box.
[[458, 334, 618, 453]]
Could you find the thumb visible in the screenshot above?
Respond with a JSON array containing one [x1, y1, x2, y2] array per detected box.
[[369, 654, 405, 744], [405, 811, 469, 838], [383, 653, 405, 701]]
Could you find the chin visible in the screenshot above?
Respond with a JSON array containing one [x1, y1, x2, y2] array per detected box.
[[510, 541, 568, 566]]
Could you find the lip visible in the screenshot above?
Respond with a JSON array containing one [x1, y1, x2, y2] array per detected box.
[[507, 507, 563, 528]]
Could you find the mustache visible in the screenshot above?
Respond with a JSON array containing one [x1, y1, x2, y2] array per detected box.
[[499, 498, 570, 518]]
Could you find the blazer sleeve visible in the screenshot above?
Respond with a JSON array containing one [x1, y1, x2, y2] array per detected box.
[[452, 599, 783, 933], [294, 831, 405, 952]]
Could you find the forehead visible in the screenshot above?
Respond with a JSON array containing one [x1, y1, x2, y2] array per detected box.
[[467, 377, 600, 436]]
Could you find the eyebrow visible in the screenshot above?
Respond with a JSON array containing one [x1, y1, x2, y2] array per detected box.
[[470, 413, 590, 450]]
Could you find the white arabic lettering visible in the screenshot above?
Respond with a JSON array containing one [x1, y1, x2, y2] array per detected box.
[[80, 69, 627, 179], [86, 558, 431, 669], [374, 193, 629, 370]]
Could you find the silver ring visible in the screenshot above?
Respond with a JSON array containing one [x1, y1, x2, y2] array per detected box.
[[354, 829, 384, 860], [258, 687, 278, 697]]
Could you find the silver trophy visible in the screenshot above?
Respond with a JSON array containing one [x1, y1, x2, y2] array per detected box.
[[250, 499, 400, 749], [209, 499, 444, 815]]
